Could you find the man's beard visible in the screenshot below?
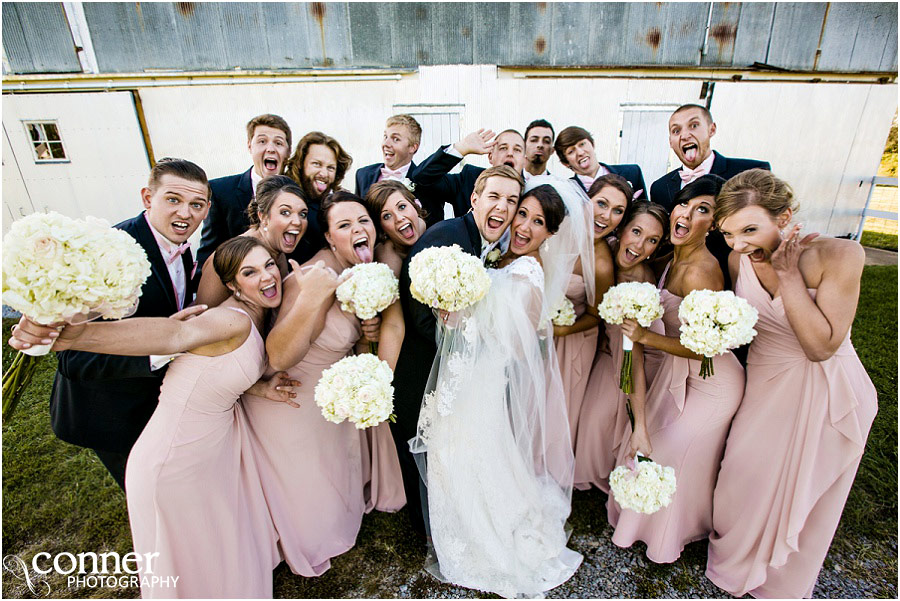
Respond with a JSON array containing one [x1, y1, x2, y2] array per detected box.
[[300, 174, 330, 204]]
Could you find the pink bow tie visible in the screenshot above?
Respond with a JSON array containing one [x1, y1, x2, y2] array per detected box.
[[166, 242, 191, 265], [679, 164, 710, 184], [380, 167, 405, 180]]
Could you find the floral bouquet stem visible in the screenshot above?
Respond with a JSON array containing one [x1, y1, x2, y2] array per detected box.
[[369, 341, 378, 355], [699, 357, 714, 379], [619, 335, 634, 393], [2, 352, 43, 424]]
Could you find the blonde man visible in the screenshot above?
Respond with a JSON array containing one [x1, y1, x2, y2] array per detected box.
[[355, 114, 422, 199]]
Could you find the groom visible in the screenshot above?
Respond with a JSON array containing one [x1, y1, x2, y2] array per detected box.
[[392, 165, 524, 537]]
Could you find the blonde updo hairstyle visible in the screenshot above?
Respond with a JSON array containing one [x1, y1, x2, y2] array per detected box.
[[714, 169, 798, 226]]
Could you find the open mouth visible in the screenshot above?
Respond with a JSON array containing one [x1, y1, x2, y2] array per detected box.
[[313, 179, 328, 193], [486, 215, 505, 233], [263, 157, 280, 173], [172, 221, 190, 236], [512, 231, 531, 249], [261, 282, 278, 299], [623, 248, 641, 263], [681, 142, 699, 164], [594, 219, 609, 236], [673, 220, 690, 239], [503, 159, 517, 168], [282, 229, 300, 249], [397, 222, 416, 240], [352, 235, 372, 263], [748, 248, 767, 262], [577, 156, 591, 169]]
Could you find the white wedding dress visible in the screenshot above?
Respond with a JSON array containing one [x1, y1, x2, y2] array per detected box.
[[411, 254, 583, 598]]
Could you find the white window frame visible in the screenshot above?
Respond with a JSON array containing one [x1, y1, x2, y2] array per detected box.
[[23, 120, 70, 163]]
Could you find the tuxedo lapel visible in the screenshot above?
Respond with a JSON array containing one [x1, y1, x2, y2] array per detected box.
[[570, 174, 588, 194], [367, 164, 383, 191], [667, 172, 681, 206], [710, 150, 727, 176], [134, 215, 178, 314], [238, 168, 254, 199], [462, 212, 481, 257]]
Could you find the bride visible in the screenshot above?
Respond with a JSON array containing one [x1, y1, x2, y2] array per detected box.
[[411, 177, 593, 597]]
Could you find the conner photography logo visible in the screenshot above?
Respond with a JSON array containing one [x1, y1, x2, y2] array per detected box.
[[2, 551, 177, 596]]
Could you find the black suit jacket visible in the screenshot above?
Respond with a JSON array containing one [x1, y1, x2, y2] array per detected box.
[[570, 163, 647, 199], [354, 161, 418, 200], [411, 146, 485, 226], [197, 168, 254, 269], [393, 213, 482, 422], [649, 151, 771, 290], [49, 213, 199, 454]]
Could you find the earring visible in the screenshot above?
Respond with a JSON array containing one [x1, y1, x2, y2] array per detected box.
[[540, 240, 550, 253], [235, 290, 241, 299], [263, 226, 268, 233], [331, 245, 336, 251]]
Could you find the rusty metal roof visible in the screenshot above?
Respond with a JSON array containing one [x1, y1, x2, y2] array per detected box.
[[3, 2, 897, 75]]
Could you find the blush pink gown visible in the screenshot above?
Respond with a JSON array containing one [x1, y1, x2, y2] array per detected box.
[[607, 264, 745, 563], [705, 254, 877, 598], [554, 273, 599, 445], [241, 290, 404, 578], [125, 307, 278, 599]]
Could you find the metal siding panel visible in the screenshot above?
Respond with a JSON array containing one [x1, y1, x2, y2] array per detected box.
[[878, 8, 898, 72], [505, 2, 548, 66], [766, 2, 827, 70], [392, 3, 433, 66], [348, 2, 393, 66], [848, 3, 896, 72], [816, 3, 859, 72], [731, 2, 775, 67], [474, 3, 512, 66], [2, 4, 36, 73], [219, 3, 270, 69], [311, 2, 353, 67], [658, 2, 708, 66], [5, 2, 80, 73], [586, 3, 628, 66], [430, 3, 472, 65], [550, 2, 592, 65], [702, 1, 741, 67], [133, 3, 185, 71], [620, 2, 669, 66], [172, 3, 229, 71]]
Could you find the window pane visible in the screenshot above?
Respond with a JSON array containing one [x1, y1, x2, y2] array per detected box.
[[27, 123, 43, 143], [44, 123, 60, 141], [49, 142, 67, 159], [34, 142, 51, 160]]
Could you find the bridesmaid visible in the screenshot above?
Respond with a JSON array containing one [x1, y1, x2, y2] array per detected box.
[[196, 175, 308, 306], [572, 174, 631, 491], [605, 175, 746, 563], [705, 170, 877, 598], [576, 202, 668, 492], [364, 179, 428, 275], [242, 191, 406, 578], [10, 237, 288, 598]]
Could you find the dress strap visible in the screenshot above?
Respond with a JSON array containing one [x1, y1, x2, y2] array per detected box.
[[223, 306, 250, 318], [657, 260, 673, 289]]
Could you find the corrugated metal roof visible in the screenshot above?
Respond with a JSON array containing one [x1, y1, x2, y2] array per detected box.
[[3, 2, 897, 75]]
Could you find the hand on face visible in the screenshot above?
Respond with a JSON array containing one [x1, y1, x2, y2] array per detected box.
[[142, 174, 210, 244], [771, 224, 819, 276], [471, 176, 521, 243]]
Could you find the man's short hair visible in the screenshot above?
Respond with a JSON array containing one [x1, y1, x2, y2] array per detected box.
[[385, 114, 422, 146], [148, 158, 210, 198], [672, 104, 714, 124], [553, 126, 594, 165], [473, 165, 524, 195], [495, 129, 525, 143], [524, 119, 555, 141], [246, 114, 292, 149]]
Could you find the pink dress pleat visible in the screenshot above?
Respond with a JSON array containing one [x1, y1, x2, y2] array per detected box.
[[606, 269, 745, 563], [705, 254, 877, 598], [554, 273, 599, 446], [241, 293, 403, 577], [360, 423, 407, 513], [125, 308, 278, 599]]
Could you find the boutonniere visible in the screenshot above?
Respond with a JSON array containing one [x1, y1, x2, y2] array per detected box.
[[400, 177, 416, 192], [484, 248, 501, 269]]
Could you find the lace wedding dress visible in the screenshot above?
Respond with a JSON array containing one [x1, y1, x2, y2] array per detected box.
[[411, 255, 583, 598]]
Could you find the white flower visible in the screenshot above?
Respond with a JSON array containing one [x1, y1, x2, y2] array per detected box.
[[609, 459, 677, 514], [400, 178, 416, 192], [678, 289, 759, 357], [2, 212, 151, 324], [597, 281, 664, 327], [550, 296, 577, 327], [408, 244, 491, 312], [314, 354, 395, 429], [335, 262, 399, 320]]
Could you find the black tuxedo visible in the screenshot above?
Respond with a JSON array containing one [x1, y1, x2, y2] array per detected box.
[[411, 146, 485, 226], [197, 168, 254, 270], [649, 151, 771, 290], [570, 163, 647, 199], [392, 212, 482, 534], [49, 213, 199, 488], [354, 161, 418, 199]]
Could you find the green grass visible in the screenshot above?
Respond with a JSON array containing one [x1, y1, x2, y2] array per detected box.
[[2, 266, 897, 597], [860, 231, 899, 251]]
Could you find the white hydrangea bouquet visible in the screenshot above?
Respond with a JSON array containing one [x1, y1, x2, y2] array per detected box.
[[609, 455, 677, 514], [335, 262, 399, 353], [550, 296, 577, 327], [678, 289, 759, 378], [2, 211, 152, 423], [597, 282, 664, 393], [314, 353, 395, 429], [408, 244, 491, 313]]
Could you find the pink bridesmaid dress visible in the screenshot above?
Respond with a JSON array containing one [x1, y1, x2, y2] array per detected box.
[[573, 322, 633, 493], [554, 273, 598, 445], [705, 254, 877, 598], [241, 287, 404, 578], [607, 263, 745, 562], [125, 307, 278, 599]]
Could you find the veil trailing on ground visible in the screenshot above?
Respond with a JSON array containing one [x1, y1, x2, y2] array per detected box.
[[408, 177, 589, 597]]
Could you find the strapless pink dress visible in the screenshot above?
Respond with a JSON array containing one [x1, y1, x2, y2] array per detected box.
[[125, 307, 278, 598], [554, 273, 598, 445], [242, 291, 404, 578], [607, 269, 745, 563], [706, 254, 877, 598]]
